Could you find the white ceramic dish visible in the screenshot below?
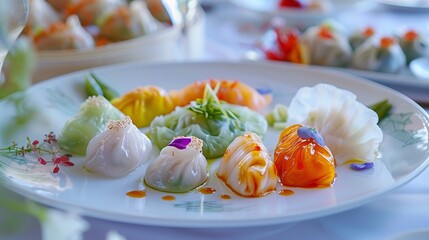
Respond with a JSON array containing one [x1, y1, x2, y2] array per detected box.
[[229, 0, 362, 28], [376, 0, 429, 10], [1, 61, 428, 228]]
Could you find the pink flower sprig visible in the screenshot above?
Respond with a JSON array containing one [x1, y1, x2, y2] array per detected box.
[[0, 132, 74, 173]]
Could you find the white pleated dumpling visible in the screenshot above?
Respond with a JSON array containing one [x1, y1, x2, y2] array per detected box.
[[84, 116, 152, 178], [286, 84, 383, 164], [216, 132, 277, 197], [144, 136, 208, 193]]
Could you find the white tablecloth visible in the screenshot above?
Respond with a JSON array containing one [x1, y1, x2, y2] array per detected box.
[[2, 1, 429, 239]]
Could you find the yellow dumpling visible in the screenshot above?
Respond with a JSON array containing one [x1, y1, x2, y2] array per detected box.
[[111, 86, 175, 128]]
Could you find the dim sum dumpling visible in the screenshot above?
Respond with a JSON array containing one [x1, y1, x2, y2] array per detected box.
[[25, 0, 60, 35], [65, 0, 125, 26], [98, 1, 160, 42], [351, 36, 406, 73], [111, 86, 175, 128], [144, 136, 208, 193], [301, 25, 352, 67], [84, 116, 152, 178], [33, 15, 95, 51], [398, 29, 429, 64], [58, 96, 125, 155], [217, 132, 277, 197], [274, 124, 336, 188], [287, 84, 383, 164]]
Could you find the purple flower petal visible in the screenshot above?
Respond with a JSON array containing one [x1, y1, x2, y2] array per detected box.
[[168, 137, 192, 150], [350, 162, 374, 171], [297, 126, 325, 146], [256, 88, 272, 95]]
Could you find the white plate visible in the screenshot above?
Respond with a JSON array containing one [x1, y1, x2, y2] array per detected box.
[[1, 61, 429, 228], [229, 0, 362, 27], [376, 0, 429, 10]]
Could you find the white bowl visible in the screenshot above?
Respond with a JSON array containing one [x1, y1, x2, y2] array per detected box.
[[33, 8, 206, 82]]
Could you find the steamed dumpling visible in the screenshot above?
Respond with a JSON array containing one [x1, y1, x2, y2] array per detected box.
[[111, 86, 175, 128], [351, 36, 406, 73], [149, 85, 268, 159], [33, 15, 95, 51], [84, 116, 152, 178], [398, 29, 429, 64], [58, 96, 125, 155], [217, 132, 277, 197], [287, 84, 383, 164], [25, 0, 61, 35], [301, 25, 352, 67], [348, 26, 375, 50], [98, 1, 159, 42], [65, 0, 126, 26], [46, 0, 77, 11], [274, 124, 336, 188], [144, 136, 208, 193]]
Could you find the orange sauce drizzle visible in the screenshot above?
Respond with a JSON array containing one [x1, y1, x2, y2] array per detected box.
[[220, 194, 232, 200], [199, 187, 217, 195], [278, 189, 295, 196], [162, 195, 176, 201], [126, 190, 146, 198]]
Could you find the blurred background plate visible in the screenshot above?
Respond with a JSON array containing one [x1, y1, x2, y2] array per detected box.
[[375, 0, 429, 10], [229, 0, 364, 28]]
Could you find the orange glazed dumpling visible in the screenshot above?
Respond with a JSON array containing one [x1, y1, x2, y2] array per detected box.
[[274, 124, 336, 188]]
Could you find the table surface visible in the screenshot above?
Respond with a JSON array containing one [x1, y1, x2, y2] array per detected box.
[[2, 1, 429, 239]]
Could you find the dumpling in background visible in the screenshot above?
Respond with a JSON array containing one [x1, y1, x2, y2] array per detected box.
[[33, 15, 95, 50], [287, 84, 383, 164], [46, 0, 77, 12], [301, 24, 352, 67], [274, 124, 336, 188], [84, 116, 152, 178], [169, 79, 272, 111], [398, 29, 429, 64], [58, 96, 125, 155], [65, 0, 126, 26], [144, 136, 208, 193], [111, 86, 175, 128], [348, 26, 375, 50], [217, 132, 277, 197], [278, 0, 333, 11], [97, 1, 160, 42], [351, 36, 406, 73], [25, 0, 60, 36]]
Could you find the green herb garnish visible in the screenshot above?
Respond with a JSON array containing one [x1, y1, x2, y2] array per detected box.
[[369, 99, 392, 123], [84, 72, 119, 101]]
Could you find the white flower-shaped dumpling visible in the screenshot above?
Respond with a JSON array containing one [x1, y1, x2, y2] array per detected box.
[[287, 84, 383, 164], [216, 132, 277, 197], [84, 116, 152, 178], [144, 136, 208, 193]]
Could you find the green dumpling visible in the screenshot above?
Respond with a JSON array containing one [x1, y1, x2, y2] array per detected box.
[[148, 85, 267, 159], [58, 96, 125, 155]]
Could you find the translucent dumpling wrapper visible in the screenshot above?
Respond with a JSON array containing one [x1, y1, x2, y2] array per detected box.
[[65, 0, 125, 26], [111, 86, 175, 128], [217, 132, 277, 197], [301, 25, 352, 67], [287, 84, 383, 164], [33, 15, 95, 51], [398, 29, 429, 65], [169, 79, 272, 111], [348, 26, 375, 50], [25, 0, 61, 35], [58, 96, 125, 155], [46, 0, 77, 12], [84, 116, 152, 178], [149, 85, 268, 159], [274, 124, 336, 188], [351, 36, 406, 73], [97, 1, 160, 42], [144, 136, 208, 193]]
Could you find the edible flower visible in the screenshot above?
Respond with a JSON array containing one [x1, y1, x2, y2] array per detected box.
[[168, 137, 192, 150], [297, 126, 325, 146], [350, 162, 374, 170]]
